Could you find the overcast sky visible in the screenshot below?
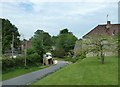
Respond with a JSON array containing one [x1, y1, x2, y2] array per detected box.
[[0, 0, 119, 40]]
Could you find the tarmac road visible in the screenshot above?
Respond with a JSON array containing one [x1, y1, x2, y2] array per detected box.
[[2, 61, 68, 86]]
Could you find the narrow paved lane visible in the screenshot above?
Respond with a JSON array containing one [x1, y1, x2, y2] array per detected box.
[[2, 61, 68, 85]]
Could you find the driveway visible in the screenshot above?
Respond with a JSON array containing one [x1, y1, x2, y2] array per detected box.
[[2, 61, 68, 86]]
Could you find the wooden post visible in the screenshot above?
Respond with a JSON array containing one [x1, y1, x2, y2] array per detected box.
[[11, 32, 14, 58], [24, 40, 27, 67]]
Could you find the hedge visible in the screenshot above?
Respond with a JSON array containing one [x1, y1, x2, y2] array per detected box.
[[2, 53, 42, 72]]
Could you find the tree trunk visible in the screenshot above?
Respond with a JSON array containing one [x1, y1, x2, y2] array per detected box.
[[97, 52, 100, 59], [100, 50, 104, 64], [100, 44, 104, 64]]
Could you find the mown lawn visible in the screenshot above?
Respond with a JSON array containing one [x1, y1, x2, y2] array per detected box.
[[32, 56, 118, 85], [2, 66, 47, 80]]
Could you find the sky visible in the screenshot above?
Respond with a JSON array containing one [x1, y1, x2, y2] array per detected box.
[[0, 0, 119, 40]]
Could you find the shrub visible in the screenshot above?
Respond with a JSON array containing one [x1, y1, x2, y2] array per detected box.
[[2, 56, 25, 72], [2, 53, 42, 72], [26, 53, 42, 66], [27, 48, 35, 55]]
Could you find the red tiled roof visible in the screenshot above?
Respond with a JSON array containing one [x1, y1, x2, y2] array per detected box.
[[83, 23, 120, 38]]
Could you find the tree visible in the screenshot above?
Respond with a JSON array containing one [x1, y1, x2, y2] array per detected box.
[[43, 32, 52, 52], [0, 19, 2, 56], [74, 33, 118, 63], [2, 18, 20, 54], [51, 36, 58, 45], [60, 28, 69, 34], [55, 29, 77, 57], [32, 30, 52, 58], [83, 34, 117, 64]]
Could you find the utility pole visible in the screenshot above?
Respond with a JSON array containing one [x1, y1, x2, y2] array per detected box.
[[24, 40, 27, 67], [21, 34, 27, 67], [11, 32, 14, 58], [42, 31, 44, 65]]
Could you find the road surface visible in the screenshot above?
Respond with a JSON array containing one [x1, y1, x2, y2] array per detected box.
[[2, 61, 68, 86]]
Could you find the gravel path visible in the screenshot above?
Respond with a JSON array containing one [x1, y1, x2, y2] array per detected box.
[[2, 61, 68, 86]]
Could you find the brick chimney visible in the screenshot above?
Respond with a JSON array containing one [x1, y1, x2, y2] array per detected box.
[[107, 21, 111, 25], [106, 21, 111, 29]]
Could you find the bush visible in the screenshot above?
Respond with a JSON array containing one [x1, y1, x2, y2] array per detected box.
[[27, 48, 35, 55], [2, 56, 25, 72], [26, 53, 42, 66], [2, 53, 42, 72]]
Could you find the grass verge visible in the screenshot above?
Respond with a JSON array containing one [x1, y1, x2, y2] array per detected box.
[[2, 65, 47, 81], [32, 56, 118, 85]]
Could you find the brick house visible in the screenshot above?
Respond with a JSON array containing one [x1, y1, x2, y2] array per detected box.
[[74, 21, 120, 57], [21, 38, 33, 52]]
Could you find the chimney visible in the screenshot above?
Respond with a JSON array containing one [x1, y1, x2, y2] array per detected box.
[[106, 21, 111, 29], [107, 21, 111, 25]]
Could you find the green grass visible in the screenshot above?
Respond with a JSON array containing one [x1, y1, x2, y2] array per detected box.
[[33, 56, 118, 85], [2, 66, 47, 80]]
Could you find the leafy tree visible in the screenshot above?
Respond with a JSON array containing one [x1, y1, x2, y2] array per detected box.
[[27, 48, 35, 55], [83, 34, 117, 64], [60, 28, 69, 34], [51, 36, 58, 45], [32, 30, 52, 58], [55, 28, 77, 57], [0, 19, 2, 56], [43, 32, 52, 52], [32, 30, 45, 57], [2, 18, 20, 54], [74, 33, 118, 64]]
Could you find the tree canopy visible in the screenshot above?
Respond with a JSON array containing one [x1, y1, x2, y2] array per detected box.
[[53, 28, 78, 57], [2, 18, 20, 54], [32, 30, 52, 57]]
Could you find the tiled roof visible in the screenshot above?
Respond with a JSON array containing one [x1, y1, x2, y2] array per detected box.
[[83, 22, 120, 38]]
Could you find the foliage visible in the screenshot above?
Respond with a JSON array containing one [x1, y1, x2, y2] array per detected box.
[[74, 34, 118, 64], [51, 36, 58, 45], [54, 28, 77, 57], [2, 53, 41, 72], [2, 56, 24, 71], [32, 30, 45, 57], [85, 34, 117, 64], [27, 48, 35, 55], [60, 28, 69, 34], [32, 30, 52, 58], [2, 18, 20, 54], [26, 53, 42, 66]]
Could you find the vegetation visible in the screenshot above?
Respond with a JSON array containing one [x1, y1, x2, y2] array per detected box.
[[32, 30, 52, 58], [74, 34, 118, 64], [31, 28, 77, 59], [2, 19, 78, 75], [33, 56, 118, 85], [2, 53, 41, 72], [52, 28, 77, 57], [2, 18, 118, 85], [2, 18, 20, 54]]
